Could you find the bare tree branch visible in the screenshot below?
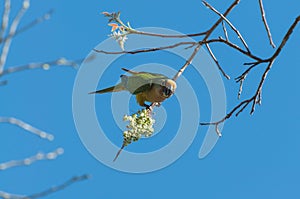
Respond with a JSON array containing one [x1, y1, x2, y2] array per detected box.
[[26, 175, 90, 199], [0, 57, 78, 77], [0, 117, 54, 141], [0, 1, 92, 199], [222, 21, 229, 41], [0, 174, 90, 199], [0, 4, 81, 82], [235, 15, 300, 100], [173, 43, 202, 81], [0, 148, 64, 170], [202, 0, 250, 53], [205, 43, 230, 79], [173, 0, 240, 81], [201, 15, 300, 135], [235, 62, 260, 99], [207, 37, 262, 61], [98, 1, 241, 83], [200, 97, 253, 136], [258, 0, 276, 48], [0, 0, 11, 41], [204, 0, 240, 41], [270, 16, 300, 60], [94, 41, 197, 55], [96, 35, 262, 63], [0, 192, 23, 199], [1, 9, 54, 44], [108, 11, 207, 38], [131, 30, 207, 38], [99, 1, 299, 139], [0, 0, 30, 74]]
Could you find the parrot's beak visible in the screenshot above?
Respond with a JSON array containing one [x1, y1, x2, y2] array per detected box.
[[162, 86, 173, 97]]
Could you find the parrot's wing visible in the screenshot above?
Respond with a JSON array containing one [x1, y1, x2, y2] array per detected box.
[[132, 83, 152, 95], [123, 72, 169, 95], [121, 68, 169, 79]]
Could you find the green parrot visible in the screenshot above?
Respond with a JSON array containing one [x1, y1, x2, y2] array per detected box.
[[89, 68, 177, 107]]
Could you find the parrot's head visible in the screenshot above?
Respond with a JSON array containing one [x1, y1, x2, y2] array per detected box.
[[161, 79, 177, 98]]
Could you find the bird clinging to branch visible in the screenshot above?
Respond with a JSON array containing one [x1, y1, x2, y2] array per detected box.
[[89, 68, 177, 107]]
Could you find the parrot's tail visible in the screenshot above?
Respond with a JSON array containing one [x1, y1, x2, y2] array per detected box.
[[89, 83, 125, 94]]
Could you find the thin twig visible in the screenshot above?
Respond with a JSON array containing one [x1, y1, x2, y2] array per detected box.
[[207, 37, 262, 61], [172, 44, 202, 81], [132, 30, 207, 38], [0, 0, 30, 74], [200, 97, 254, 135], [102, 1, 240, 83], [113, 143, 125, 161], [222, 21, 229, 41], [204, 0, 240, 41], [0, 175, 90, 199], [0, 117, 54, 141], [1, 9, 54, 43], [0, 191, 23, 199], [258, 0, 276, 48], [205, 43, 230, 79], [270, 15, 300, 60], [237, 77, 245, 99], [111, 13, 207, 38], [172, 0, 240, 81], [102, 3, 299, 138], [0, 0, 11, 41], [201, 15, 300, 135], [94, 41, 197, 55], [95, 35, 260, 62], [249, 60, 274, 114], [202, 0, 250, 53], [235, 99, 252, 116], [0, 57, 78, 76], [26, 175, 90, 199], [0, 148, 64, 170], [235, 62, 260, 99]]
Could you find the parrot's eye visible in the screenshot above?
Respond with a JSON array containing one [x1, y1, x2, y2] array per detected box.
[[162, 86, 173, 97]]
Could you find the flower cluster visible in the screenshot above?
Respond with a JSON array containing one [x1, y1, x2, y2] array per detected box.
[[108, 24, 128, 51], [122, 109, 155, 146], [102, 11, 134, 51]]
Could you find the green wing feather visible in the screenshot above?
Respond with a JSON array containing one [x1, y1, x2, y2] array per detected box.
[[90, 68, 170, 95], [122, 71, 169, 94]]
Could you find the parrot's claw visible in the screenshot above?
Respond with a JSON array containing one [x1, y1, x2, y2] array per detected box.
[[144, 104, 152, 111], [144, 102, 161, 112], [155, 102, 162, 107]]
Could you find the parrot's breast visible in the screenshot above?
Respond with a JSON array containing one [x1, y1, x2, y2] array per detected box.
[[135, 85, 168, 106], [145, 90, 167, 102]]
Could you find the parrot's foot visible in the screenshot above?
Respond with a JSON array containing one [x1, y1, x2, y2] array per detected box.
[[155, 102, 162, 107], [145, 104, 157, 112], [144, 102, 161, 112], [144, 104, 152, 111]]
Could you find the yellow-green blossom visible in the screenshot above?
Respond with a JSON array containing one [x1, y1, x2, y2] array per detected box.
[[122, 109, 155, 146]]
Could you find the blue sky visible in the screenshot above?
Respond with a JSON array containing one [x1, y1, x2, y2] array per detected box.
[[1, 0, 300, 198]]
